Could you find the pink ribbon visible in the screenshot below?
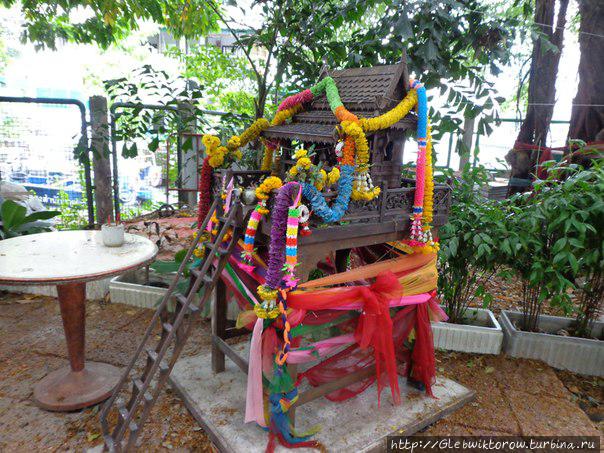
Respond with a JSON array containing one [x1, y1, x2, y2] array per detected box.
[[245, 318, 266, 427]]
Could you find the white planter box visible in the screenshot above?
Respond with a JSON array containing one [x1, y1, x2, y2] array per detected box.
[[109, 269, 170, 309], [109, 269, 239, 320], [500, 310, 604, 377], [432, 307, 503, 355]]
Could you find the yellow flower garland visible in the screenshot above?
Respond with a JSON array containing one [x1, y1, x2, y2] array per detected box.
[[287, 151, 340, 192], [340, 121, 369, 171], [255, 176, 283, 201], [359, 90, 418, 133], [203, 118, 270, 169], [327, 167, 340, 185]]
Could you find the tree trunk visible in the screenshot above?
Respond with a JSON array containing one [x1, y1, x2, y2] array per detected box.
[[507, 0, 569, 192], [567, 0, 604, 144]]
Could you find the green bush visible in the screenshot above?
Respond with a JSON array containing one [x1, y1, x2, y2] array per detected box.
[[499, 161, 603, 334], [438, 165, 506, 324], [538, 161, 603, 337]]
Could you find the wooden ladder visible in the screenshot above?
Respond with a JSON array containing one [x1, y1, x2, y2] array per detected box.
[[99, 195, 242, 452]]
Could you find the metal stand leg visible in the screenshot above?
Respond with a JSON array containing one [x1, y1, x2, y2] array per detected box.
[[33, 282, 121, 411]]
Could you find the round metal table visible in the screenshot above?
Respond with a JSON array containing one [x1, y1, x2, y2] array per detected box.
[[0, 230, 157, 411]]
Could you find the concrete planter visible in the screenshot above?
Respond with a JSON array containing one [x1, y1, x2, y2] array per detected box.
[[500, 310, 604, 377], [432, 307, 503, 354], [109, 269, 238, 320], [109, 269, 170, 309]]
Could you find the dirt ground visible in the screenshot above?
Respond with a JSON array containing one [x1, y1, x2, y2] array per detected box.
[[0, 291, 601, 452]]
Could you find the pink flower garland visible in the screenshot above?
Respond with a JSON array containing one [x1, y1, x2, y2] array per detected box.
[[277, 89, 313, 112]]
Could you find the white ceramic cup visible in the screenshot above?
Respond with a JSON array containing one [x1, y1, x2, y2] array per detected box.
[[101, 223, 125, 247]]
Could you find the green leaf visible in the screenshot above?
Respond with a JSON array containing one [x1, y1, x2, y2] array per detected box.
[[149, 136, 160, 152], [22, 210, 60, 224], [1, 200, 27, 230], [174, 248, 187, 263], [568, 254, 579, 275], [150, 260, 180, 274]]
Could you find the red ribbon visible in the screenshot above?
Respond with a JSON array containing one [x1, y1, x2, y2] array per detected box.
[[197, 156, 213, 226], [353, 272, 402, 406]]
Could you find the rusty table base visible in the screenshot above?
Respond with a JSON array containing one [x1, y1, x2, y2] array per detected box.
[[34, 361, 122, 411]]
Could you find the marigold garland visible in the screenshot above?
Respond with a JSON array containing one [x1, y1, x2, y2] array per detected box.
[[202, 118, 270, 170], [302, 165, 355, 223], [423, 123, 434, 225], [196, 156, 213, 226], [402, 79, 438, 253]]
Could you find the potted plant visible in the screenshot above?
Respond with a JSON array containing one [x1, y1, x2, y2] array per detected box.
[[499, 162, 603, 376], [434, 165, 504, 354]]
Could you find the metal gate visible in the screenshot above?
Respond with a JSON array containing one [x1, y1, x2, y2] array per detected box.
[[0, 96, 95, 227]]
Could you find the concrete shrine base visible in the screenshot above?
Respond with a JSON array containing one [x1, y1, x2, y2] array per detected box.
[[170, 342, 474, 453]]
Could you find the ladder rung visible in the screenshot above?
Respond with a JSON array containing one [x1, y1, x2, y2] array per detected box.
[[201, 240, 214, 250], [175, 293, 188, 305], [128, 420, 139, 434], [103, 435, 116, 451], [217, 216, 229, 223], [146, 349, 169, 372], [118, 405, 138, 431], [175, 293, 200, 315], [132, 378, 153, 403], [190, 268, 213, 285], [118, 406, 129, 421], [216, 247, 229, 256], [162, 322, 173, 333]]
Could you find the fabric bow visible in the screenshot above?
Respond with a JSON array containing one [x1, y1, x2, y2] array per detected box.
[[354, 271, 402, 406]]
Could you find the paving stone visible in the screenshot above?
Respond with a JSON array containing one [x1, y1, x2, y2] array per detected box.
[[86, 301, 147, 332], [505, 389, 600, 436], [0, 399, 77, 450], [0, 295, 45, 318], [27, 325, 71, 358], [421, 422, 513, 436], [439, 378, 522, 434], [493, 357, 568, 399], [86, 328, 143, 367], [0, 352, 66, 401]]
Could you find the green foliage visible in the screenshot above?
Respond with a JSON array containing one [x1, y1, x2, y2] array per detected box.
[[242, 0, 529, 133], [437, 165, 504, 323], [0, 199, 59, 239], [105, 65, 253, 160], [55, 190, 89, 230], [167, 44, 257, 116], [1, 0, 219, 50], [498, 160, 603, 333], [535, 161, 604, 337], [204, 0, 533, 130], [120, 200, 162, 221], [439, 158, 603, 335]]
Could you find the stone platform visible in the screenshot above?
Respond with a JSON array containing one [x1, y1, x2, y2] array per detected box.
[[170, 342, 475, 453]]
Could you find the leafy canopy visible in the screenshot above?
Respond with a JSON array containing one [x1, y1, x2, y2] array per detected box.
[[1, 0, 220, 49], [220, 0, 531, 132]]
